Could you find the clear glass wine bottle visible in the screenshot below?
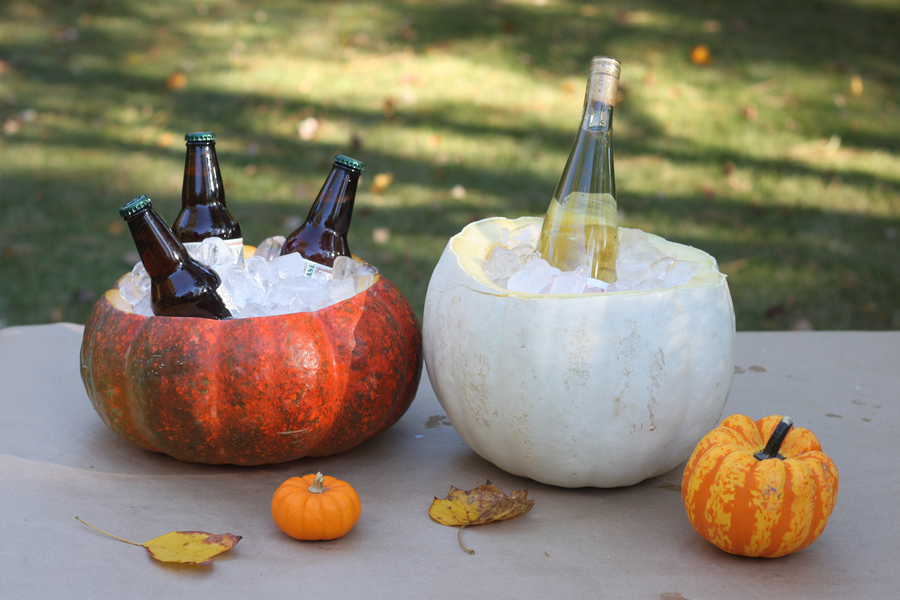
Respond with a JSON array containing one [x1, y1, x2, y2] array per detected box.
[[537, 56, 621, 283]]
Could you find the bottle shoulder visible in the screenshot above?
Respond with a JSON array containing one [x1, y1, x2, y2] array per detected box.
[[172, 204, 242, 240]]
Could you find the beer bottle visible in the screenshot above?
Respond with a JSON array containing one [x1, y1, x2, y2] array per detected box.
[[537, 56, 621, 283], [171, 132, 244, 264], [120, 195, 236, 319], [280, 154, 364, 279]]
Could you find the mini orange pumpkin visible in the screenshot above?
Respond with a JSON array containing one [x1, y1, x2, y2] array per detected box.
[[272, 472, 361, 541], [681, 414, 839, 558]]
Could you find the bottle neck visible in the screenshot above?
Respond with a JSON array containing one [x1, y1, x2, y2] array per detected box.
[[126, 207, 188, 277], [183, 143, 225, 207], [305, 165, 360, 234], [580, 67, 618, 132]]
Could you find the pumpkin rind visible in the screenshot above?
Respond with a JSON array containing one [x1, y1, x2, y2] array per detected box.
[[422, 216, 736, 488], [271, 473, 361, 541], [80, 273, 423, 465], [681, 414, 839, 558]]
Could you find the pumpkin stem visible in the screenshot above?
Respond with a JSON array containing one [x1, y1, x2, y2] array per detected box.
[[308, 472, 327, 494], [754, 416, 793, 461]]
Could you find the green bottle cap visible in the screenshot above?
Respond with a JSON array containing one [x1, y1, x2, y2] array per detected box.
[[185, 132, 216, 142], [334, 155, 364, 172], [120, 195, 152, 218]]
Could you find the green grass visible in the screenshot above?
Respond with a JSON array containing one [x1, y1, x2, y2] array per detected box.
[[1, 0, 898, 330]]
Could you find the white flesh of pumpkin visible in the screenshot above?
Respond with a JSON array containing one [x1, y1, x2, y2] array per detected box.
[[423, 217, 735, 488]]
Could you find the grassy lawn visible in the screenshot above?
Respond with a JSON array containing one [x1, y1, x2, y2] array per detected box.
[[0, 0, 898, 330]]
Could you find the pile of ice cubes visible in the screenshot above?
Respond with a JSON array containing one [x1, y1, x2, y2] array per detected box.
[[117, 236, 379, 318], [482, 224, 700, 294]]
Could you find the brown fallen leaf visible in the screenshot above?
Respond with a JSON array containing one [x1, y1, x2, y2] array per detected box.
[[166, 71, 188, 90], [76, 517, 241, 566], [429, 480, 534, 554]]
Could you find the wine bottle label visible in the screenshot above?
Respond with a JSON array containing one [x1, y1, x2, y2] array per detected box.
[[293, 255, 334, 281]]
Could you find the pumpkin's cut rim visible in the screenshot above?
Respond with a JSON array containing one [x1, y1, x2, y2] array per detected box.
[[448, 216, 727, 299]]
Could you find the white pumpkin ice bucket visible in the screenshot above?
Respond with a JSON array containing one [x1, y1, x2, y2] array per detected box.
[[422, 217, 735, 488]]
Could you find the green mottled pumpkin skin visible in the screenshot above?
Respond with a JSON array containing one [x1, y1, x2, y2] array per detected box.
[[80, 275, 422, 465]]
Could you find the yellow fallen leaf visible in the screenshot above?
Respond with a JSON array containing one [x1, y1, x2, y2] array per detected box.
[[76, 517, 241, 566], [851, 74, 863, 97], [429, 480, 534, 554]]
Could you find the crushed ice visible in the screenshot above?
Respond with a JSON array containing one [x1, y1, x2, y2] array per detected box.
[[117, 236, 378, 318], [483, 224, 700, 294]]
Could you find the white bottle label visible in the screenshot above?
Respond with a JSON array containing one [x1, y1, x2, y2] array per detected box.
[[182, 237, 244, 266], [216, 282, 239, 312], [225, 237, 244, 264], [295, 255, 334, 281]]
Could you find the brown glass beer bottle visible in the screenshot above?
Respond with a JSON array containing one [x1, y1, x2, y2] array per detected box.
[[171, 132, 244, 263], [121, 195, 236, 319], [279, 155, 363, 279]]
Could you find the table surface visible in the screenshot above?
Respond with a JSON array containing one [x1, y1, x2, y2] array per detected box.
[[2, 323, 898, 599]]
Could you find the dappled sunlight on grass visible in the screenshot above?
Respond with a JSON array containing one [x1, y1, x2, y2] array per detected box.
[[0, 0, 898, 330]]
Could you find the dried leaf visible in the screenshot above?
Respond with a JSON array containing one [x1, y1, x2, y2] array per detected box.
[[370, 172, 393, 193], [850, 74, 863, 97], [166, 71, 188, 90], [689, 44, 711, 65], [76, 517, 241, 567], [429, 480, 534, 554], [142, 531, 241, 566]]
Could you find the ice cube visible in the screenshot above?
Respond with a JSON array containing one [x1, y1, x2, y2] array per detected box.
[[297, 286, 326, 308], [118, 274, 143, 305], [355, 264, 378, 293], [267, 302, 296, 317], [238, 302, 269, 319], [133, 295, 154, 317], [194, 237, 237, 267], [245, 255, 274, 293], [325, 276, 357, 303], [220, 264, 267, 308], [507, 258, 554, 293], [332, 256, 359, 281], [483, 247, 522, 281], [648, 256, 678, 280], [661, 260, 699, 287], [509, 224, 540, 249], [255, 235, 285, 262], [550, 265, 590, 294], [269, 252, 310, 280], [616, 249, 655, 283], [271, 276, 314, 307]]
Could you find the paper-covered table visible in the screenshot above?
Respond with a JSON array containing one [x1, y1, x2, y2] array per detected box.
[[1, 323, 897, 599]]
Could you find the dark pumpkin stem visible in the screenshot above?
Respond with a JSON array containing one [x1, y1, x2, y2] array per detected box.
[[754, 416, 793, 461]]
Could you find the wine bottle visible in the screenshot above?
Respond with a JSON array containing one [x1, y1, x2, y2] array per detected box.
[[537, 56, 621, 283]]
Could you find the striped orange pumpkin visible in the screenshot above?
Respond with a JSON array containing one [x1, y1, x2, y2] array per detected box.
[[681, 414, 839, 558]]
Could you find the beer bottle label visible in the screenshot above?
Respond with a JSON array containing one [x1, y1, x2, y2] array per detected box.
[[225, 237, 245, 264], [216, 281, 239, 311], [294, 255, 334, 281], [182, 237, 244, 265]]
